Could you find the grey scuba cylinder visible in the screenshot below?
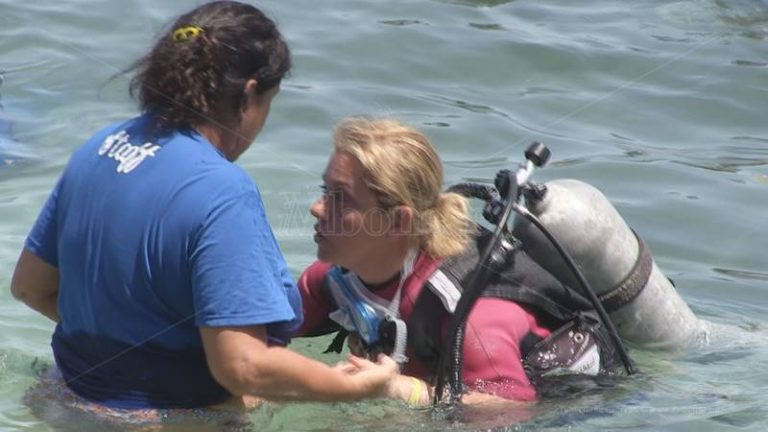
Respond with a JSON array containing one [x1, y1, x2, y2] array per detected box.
[[512, 179, 708, 351]]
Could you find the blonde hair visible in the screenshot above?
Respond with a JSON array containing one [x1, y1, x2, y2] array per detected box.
[[333, 116, 474, 258]]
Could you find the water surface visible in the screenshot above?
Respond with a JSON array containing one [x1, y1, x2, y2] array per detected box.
[[1, 0, 766, 430]]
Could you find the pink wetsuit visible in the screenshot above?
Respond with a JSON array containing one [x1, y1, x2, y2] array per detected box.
[[297, 253, 552, 401]]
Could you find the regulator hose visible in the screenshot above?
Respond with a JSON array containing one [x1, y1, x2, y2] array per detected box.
[[434, 181, 519, 404], [513, 203, 635, 375], [446, 182, 499, 203]]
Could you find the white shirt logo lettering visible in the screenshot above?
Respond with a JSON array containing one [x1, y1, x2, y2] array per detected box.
[[98, 130, 160, 174]]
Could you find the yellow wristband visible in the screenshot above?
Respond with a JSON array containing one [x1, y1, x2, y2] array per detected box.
[[407, 376, 424, 407]]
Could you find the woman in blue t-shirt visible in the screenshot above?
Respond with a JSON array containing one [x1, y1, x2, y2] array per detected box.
[[11, 0, 396, 423]]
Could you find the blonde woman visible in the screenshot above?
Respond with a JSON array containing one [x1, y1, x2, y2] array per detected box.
[[297, 117, 619, 407]]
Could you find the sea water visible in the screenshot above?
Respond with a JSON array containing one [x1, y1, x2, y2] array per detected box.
[[0, 0, 766, 430]]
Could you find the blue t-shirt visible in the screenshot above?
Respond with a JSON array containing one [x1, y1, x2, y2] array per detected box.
[[25, 114, 302, 409]]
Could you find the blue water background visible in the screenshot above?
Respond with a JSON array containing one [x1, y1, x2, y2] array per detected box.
[[0, 0, 767, 430]]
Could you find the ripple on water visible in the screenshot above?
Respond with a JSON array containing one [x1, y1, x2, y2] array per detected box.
[[733, 59, 768, 66], [716, 0, 768, 25], [435, 0, 515, 6], [713, 267, 768, 282], [1, 0, 767, 430]]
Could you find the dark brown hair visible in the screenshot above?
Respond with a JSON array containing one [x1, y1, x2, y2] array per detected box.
[[128, 1, 291, 135]]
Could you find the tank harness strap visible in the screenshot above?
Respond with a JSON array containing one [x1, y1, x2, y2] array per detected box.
[[422, 267, 597, 375], [423, 262, 548, 359], [597, 231, 653, 313], [425, 269, 462, 313]]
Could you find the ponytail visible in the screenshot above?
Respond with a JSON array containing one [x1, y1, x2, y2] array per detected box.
[[421, 192, 474, 258]]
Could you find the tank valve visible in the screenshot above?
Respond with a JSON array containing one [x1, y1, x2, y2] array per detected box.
[[524, 183, 548, 203], [525, 141, 550, 167]]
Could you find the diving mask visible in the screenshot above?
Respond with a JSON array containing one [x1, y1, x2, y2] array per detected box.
[[326, 266, 409, 363]]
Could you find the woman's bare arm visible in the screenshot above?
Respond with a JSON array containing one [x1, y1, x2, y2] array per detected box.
[[11, 248, 60, 322], [200, 325, 397, 402]]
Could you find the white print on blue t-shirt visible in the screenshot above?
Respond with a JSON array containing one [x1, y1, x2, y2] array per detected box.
[[98, 130, 160, 174]]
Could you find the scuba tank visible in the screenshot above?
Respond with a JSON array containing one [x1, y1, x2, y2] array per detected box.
[[437, 141, 705, 402], [437, 143, 636, 402], [512, 179, 708, 351]]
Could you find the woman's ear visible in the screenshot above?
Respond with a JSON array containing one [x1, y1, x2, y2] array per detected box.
[[241, 79, 259, 112], [390, 206, 415, 237], [244, 78, 259, 95]]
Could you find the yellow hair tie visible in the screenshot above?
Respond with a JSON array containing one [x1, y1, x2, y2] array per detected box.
[[172, 25, 204, 44]]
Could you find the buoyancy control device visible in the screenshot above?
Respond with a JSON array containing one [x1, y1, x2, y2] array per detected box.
[[435, 142, 706, 402]]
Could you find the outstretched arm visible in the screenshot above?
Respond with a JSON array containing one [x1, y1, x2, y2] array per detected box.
[[200, 324, 397, 402], [11, 248, 60, 322]]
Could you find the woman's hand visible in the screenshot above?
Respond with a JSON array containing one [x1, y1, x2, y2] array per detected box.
[[346, 333, 366, 357], [381, 374, 433, 407], [343, 354, 399, 397]]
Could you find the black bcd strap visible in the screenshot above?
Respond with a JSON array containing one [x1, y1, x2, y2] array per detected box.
[[597, 232, 653, 314]]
